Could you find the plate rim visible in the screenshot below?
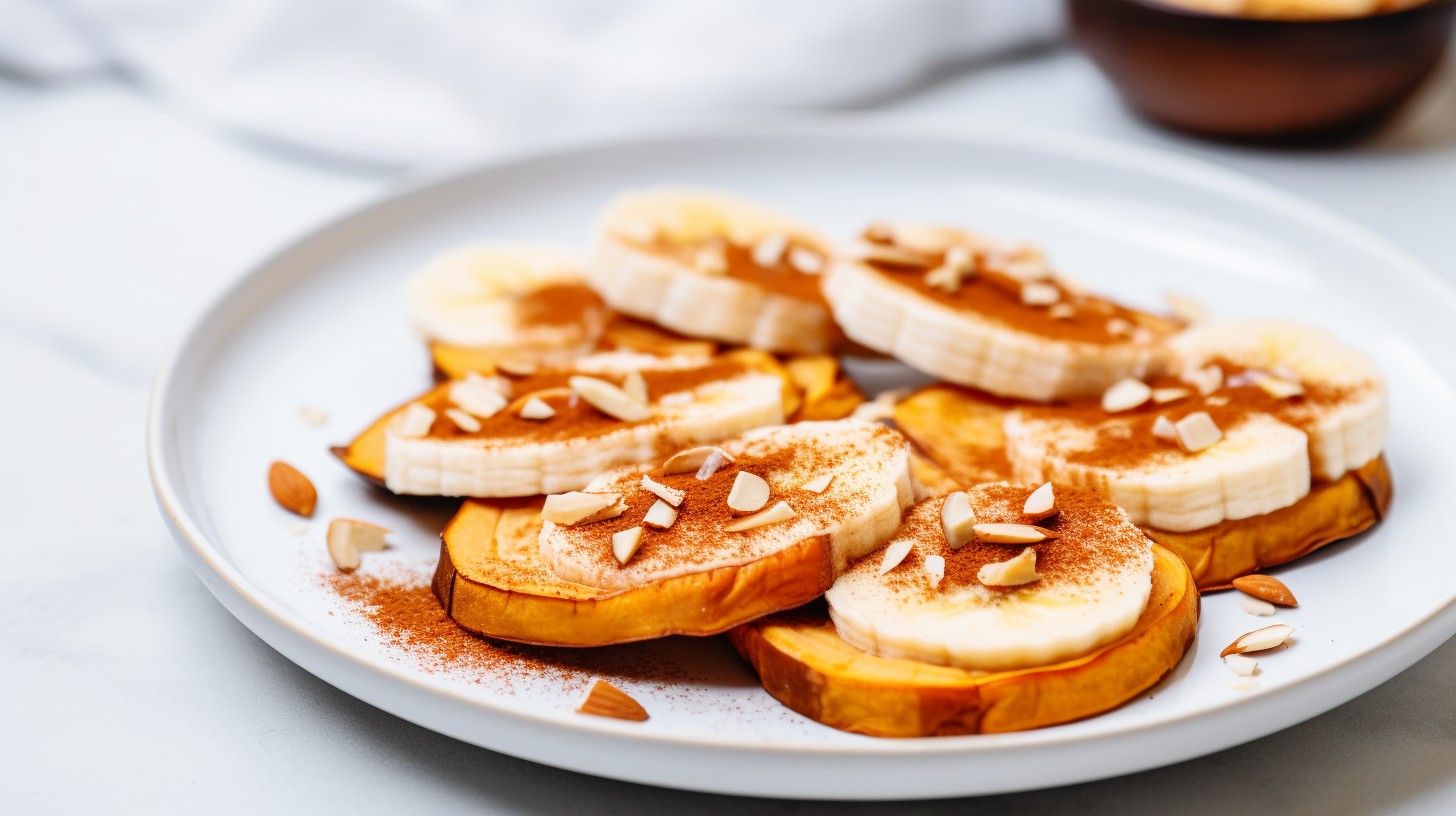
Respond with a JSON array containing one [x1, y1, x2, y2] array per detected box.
[[146, 114, 1456, 787]]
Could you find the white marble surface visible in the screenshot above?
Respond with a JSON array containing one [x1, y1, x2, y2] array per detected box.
[[5, 45, 1456, 813]]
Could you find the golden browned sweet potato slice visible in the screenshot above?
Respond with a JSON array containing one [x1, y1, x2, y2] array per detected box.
[[730, 544, 1198, 737], [891, 384, 1392, 590], [433, 499, 834, 646], [330, 383, 452, 486], [891, 384, 1014, 483], [1150, 455, 1392, 590], [600, 315, 719, 359], [429, 342, 500, 381]]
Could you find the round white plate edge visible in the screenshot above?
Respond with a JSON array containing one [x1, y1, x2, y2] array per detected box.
[[147, 117, 1456, 800]]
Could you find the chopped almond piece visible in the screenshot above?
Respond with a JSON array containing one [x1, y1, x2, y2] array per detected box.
[[621, 370, 649, 406], [1106, 317, 1134, 338], [642, 500, 678, 531], [788, 248, 824, 274], [543, 492, 624, 526], [727, 471, 771, 513], [978, 547, 1040, 587], [1240, 596, 1276, 617], [444, 408, 482, 433], [1021, 282, 1060, 306], [298, 405, 329, 426], [923, 554, 946, 589], [1152, 415, 1178, 442], [1255, 374, 1306, 400], [569, 376, 652, 422], [1102, 378, 1152, 413], [751, 233, 789, 267], [940, 492, 978, 550], [878, 540, 912, 575], [1223, 654, 1258, 677], [1152, 387, 1191, 405], [724, 501, 795, 532], [326, 518, 390, 573], [1175, 412, 1223, 453], [801, 473, 834, 493], [451, 374, 510, 418], [611, 526, 645, 565], [641, 474, 686, 507], [1049, 303, 1076, 320], [694, 244, 728, 275], [662, 445, 735, 476], [1022, 482, 1056, 520], [393, 403, 436, 438], [519, 396, 555, 420], [576, 680, 649, 722], [1182, 364, 1223, 396]]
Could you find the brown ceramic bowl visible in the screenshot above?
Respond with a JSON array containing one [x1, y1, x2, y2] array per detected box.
[[1068, 0, 1456, 141]]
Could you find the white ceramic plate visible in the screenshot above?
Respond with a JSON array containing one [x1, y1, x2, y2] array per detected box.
[[148, 120, 1456, 801]]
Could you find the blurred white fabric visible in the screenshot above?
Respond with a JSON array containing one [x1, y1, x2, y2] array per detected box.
[[0, 0, 1062, 167]]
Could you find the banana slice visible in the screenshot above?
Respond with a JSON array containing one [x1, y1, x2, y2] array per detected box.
[[539, 420, 915, 591], [407, 243, 609, 364], [1169, 319, 1388, 482], [1004, 319, 1387, 532], [822, 223, 1177, 401], [586, 188, 836, 354], [826, 484, 1154, 671], [381, 352, 784, 497]]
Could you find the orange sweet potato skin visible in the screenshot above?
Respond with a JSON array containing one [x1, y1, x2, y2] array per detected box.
[[730, 544, 1199, 737]]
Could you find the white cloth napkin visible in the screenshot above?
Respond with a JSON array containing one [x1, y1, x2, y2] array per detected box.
[[0, 0, 1061, 167]]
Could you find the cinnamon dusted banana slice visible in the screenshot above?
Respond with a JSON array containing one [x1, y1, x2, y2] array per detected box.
[[1005, 320, 1389, 533], [586, 188, 836, 354], [822, 223, 1177, 401], [731, 541, 1197, 737], [364, 352, 783, 497], [408, 244, 610, 369], [539, 421, 915, 591], [826, 484, 1156, 671]]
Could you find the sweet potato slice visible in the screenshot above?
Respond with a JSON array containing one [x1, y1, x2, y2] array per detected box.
[[433, 499, 834, 647], [729, 544, 1198, 737], [891, 384, 1392, 590], [330, 383, 452, 486], [1148, 455, 1392, 590]]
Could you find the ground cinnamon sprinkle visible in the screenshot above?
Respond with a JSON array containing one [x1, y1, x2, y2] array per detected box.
[[861, 232, 1175, 346], [875, 484, 1148, 592], [1019, 359, 1365, 473], [514, 282, 606, 328], [636, 236, 828, 305], [420, 359, 753, 444]]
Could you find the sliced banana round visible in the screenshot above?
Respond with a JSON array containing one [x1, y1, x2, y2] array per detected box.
[[1003, 319, 1386, 532], [540, 420, 914, 591], [826, 483, 1154, 671], [407, 243, 608, 362], [822, 223, 1176, 402], [586, 187, 836, 354], [1169, 319, 1388, 482]]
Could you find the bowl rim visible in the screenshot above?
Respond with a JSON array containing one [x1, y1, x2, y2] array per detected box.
[[1110, 0, 1454, 25]]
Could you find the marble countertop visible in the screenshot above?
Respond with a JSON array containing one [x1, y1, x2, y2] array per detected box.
[[5, 46, 1455, 814]]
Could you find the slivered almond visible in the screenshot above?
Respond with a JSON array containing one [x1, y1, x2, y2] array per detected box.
[[853, 242, 931, 267], [695, 449, 732, 480], [941, 491, 978, 550], [611, 526, 645, 565], [924, 263, 965, 294], [643, 500, 678, 531], [788, 248, 824, 274], [923, 554, 946, 588], [326, 518, 389, 573], [1240, 596, 1277, 617], [1152, 387, 1191, 404], [879, 540, 912, 575], [621, 370, 649, 405], [751, 233, 789, 267], [978, 547, 1040, 587], [576, 679, 649, 722], [1022, 482, 1056, 521], [298, 404, 329, 426], [727, 471, 771, 513], [450, 376, 509, 419], [801, 473, 834, 493], [1049, 303, 1076, 320], [1232, 574, 1298, 607], [1223, 654, 1258, 677], [543, 492, 624, 526], [724, 501, 795, 532], [641, 474, 685, 507], [1102, 378, 1152, 413], [891, 224, 958, 255], [495, 358, 539, 376], [570, 376, 652, 422], [1152, 415, 1178, 442], [1175, 411, 1223, 452], [519, 396, 556, 420], [1205, 395, 1231, 406], [393, 403, 436, 438], [1255, 374, 1305, 400], [1021, 282, 1060, 306], [1221, 623, 1295, 657], [1106, 317, 1134, 338], [694, 243, 728, 275], [974, 523, 1057, 545], [662, 445, 734, 476], [444, 408, 482, 433], [268, 461, 317, 518], [1182, 364, 1223, 396]]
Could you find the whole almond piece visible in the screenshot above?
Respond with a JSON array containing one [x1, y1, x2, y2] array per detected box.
[[269, 461, 317, 518], [1022, 482, 1057, 522], [1221, 623, 1295, 657], [576, 679, 649, 722], [1232, 574, 1298, 607]]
